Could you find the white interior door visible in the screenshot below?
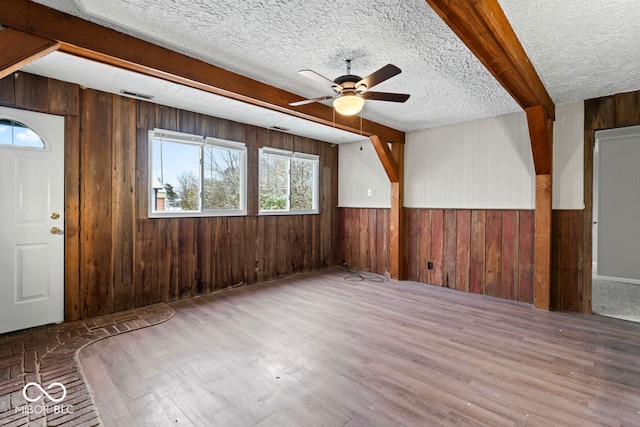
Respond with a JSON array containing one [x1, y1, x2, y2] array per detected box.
[[0, 107, 64, 334]]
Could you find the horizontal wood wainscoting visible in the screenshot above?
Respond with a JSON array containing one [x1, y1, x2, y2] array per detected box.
[[339, 208, 534, 303], [0, 72, 338, 321]]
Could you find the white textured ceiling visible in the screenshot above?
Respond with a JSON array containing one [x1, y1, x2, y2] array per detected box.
[[22, 0, 640, 141]]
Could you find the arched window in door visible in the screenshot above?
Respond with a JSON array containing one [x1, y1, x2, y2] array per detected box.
[[0, 119, 46, 149]]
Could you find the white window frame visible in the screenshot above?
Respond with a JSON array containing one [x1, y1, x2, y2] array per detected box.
[[259, 147, 320, 215], [148, 129, 247, 218]]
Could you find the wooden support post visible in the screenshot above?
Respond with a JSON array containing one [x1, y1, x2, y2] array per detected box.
[[390, 141, 405, 280], [526, 105, 554, 310], [534, 174, 552, 310], [427, 0, 557, 310], [369, 135, 404, 280]]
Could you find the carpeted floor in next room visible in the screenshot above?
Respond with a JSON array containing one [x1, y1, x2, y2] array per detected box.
[[592, 278, 640, 323]]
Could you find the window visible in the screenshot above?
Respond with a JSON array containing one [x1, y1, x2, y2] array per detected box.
[[149, 130, 246, 217], [259, 147, 319, 214], [0, 119, 46, 149]]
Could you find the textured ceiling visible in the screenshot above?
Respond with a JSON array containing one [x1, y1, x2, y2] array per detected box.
[[23, 0, 640, 139]]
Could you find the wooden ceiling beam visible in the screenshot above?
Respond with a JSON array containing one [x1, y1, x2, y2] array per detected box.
[[426, 0, 555, 120], [369, 135, 399, 183], [0, 28, 60, 80], [0, 0, 404, 144], [426, 0, 556, 310]]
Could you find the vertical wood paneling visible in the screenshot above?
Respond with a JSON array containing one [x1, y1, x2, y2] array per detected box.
[[341, 207, 535, 303], [9, 72, 339, 321], [406, 209, 420, 281], [430, 210, 444, 286], [418, 210, 431, 284], [442, 210, 457, 289], [518, 211, 534, 303], [14, 72, 48, 111], [111, 96, 137, 313], [0, 73, 16, 105], [470, 210, 486, 294], [501, 211, 519, 300], [63, 114, 81, 321], [80, 90, 113, 318], [613, 91, 640, 128], [455, 210, 471, 292], [485, 210, 502, 297], [48, 79, 79, 116]]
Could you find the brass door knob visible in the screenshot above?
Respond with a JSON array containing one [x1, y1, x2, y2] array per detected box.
[[51, 212, 60, 219], [50, 227, 63, 235]]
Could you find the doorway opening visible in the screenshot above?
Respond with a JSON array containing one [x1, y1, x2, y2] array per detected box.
[[592, 125, 640, 322]]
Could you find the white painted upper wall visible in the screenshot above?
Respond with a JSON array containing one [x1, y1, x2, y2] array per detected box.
[[405, 111, 535, 209], [338, 101, 584, 210], [552, 101, 584, 209], [338, 138, 391, 208]]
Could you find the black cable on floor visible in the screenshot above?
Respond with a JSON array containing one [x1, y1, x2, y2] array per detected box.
[[339, 264, 390, 283]]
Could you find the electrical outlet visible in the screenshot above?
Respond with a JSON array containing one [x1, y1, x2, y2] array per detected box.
[[427, 261, 434, 270], [367, 189, 372, 197], [255, 261, 259, 270]]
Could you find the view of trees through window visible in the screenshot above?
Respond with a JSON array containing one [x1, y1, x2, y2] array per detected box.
[[259, 155, 288, 210], [150, 131, 246, 216], [150, 130, 318, 217], [204, 145, 241, 210], [259, 149, 318, 213], [290, 160, 314, 210]]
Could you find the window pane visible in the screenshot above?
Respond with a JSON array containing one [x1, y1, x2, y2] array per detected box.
[[203, 145, 241, 210], [152, 138, 201, 212], [0, 119, 46, 149], [259, 155, 288, 211], [290, 159, 314, 210]]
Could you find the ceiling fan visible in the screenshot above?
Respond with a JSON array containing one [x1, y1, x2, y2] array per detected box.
[[289, 60, 410, 116]]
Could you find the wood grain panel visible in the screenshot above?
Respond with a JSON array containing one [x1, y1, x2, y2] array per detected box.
[[341, 207, 535, 303], [63, 114, 81, 321], [418, 209, 431, 284], [442, 210, 457, 289], [455, 210, 471, 292], [111, 95, 137, 313], [469, 210, 486, 295], [80, 89, 113, 318], [406, 209, 421, 281], [0, 73, 16, 105], [518, 211, 534, 303], [430, 209, 444, 286], [613, 91, 640, 128], [501, 210, 519, 300], [14, 71, 48, 111], [485, 210, 502, 297]]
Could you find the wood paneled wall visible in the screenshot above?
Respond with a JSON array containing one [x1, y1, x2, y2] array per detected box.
[[0, 72, 338, 321], [338, 207, 534, 303], [548, 89, 640, 314]]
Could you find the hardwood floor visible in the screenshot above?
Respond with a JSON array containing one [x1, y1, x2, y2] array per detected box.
[[79, 269, 640, 426]]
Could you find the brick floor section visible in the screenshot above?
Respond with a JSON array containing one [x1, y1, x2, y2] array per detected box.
[[0, 304, 175, 426]]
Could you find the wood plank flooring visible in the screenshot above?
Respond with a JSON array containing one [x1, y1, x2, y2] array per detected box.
[[79, 269, 640, 426]]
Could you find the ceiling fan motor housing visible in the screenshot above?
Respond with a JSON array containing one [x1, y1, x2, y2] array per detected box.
[[333, 74, 367, 94]]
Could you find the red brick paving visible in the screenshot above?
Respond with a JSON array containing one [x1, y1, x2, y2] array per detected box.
[[0, 304, 174, 426]]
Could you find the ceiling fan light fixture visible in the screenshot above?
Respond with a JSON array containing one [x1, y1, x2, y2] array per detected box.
[[333, 94, 365, 116]]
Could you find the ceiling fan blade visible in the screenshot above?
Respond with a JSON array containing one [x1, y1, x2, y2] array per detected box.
[[289, 95, 336, 107], [298, 70, 340, 90], [357, 64, 402, 91], [361, 91, 410, 102]]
